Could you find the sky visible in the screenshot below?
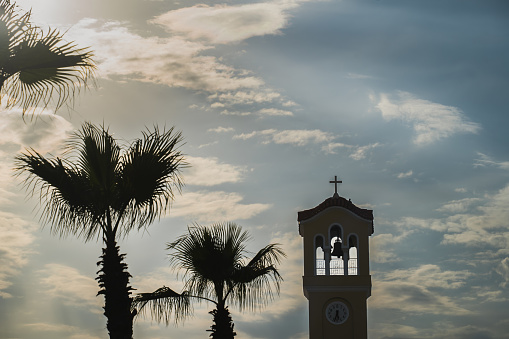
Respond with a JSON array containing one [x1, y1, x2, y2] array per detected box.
[[1, 0, 509, 338]]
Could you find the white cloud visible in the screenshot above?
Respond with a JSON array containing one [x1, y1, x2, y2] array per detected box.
[[207, 126, 234, 133], [474, 153, 509, 171], [0, 109, 72, 154], [68, 19, 264, 93], [370, 231, 413, 263], [234, 129, 334, 146], [151, 3, 293, 44], [349, 142, 380, 160], [0, 212, 37, 298], [370, 265, 473, 315], [37, 263, 102, 310], [397, 170, 413, 179], [375, 91, 480, 145], [436, 198, 482, 214], [257, 108, 293, 116], [184, 156, 247, 186], [394, 184, 509, 250], [210, 90, 281, 106], [169, 190, 271, 222], [495, 257, 509, 288]]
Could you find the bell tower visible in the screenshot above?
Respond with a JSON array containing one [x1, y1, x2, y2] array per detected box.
[[298, 177, 374, 339]]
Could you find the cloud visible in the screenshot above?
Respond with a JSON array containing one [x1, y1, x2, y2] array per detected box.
[[474, 153, 509, 170], [257, 108, 293, 116], [375, 91, 480, 145], [393, 183, 509, 249], [0, 109, 72, 154], [184, 156, 248, 186], [207, 126, 235, 133], [397, 170, 413, 179], [151, 3, 293, 44], [68, 19, 264, 93], [370, 265, 473, 315], [210, 91, 282, 106], [436, 198, 482, 214], [348, 142, 381, 160], [169, 190, 271, 222], [234, 129, 334, 146], [370, 231, 413, 263], [0, 212, 37, 298], [496, 257, 509, 288], [37, 264, 102, 310]]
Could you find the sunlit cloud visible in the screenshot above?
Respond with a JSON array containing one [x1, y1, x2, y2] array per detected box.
[[68, 19, 264, 93], [393, 184, 509, 252], [0, 109, 72, 154], [397, 170, 413, 179], [375, 91, 480, 145], [257, 108, 293, 116], [151, 3, 293, 44], [349, 142, 380, 160], [169, 190, 271, 222], [207, 126, 235, 133], [436, 198, 482, 214], [370, 230, 414, 263], [370, 265, 473, 315], [234, 129, 334, 146], [184, 156, 248, 186], [37, 264, 102, 310], [0, 212, 37, 298]]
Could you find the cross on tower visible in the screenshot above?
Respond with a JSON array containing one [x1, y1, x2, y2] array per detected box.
[[329, 176, 342, 195]]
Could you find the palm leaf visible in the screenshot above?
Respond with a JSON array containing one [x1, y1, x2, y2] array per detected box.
[[0, 0, 95, 114], [132, 286, 193, 325]]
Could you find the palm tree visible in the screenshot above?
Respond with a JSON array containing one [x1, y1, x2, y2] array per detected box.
[[16, 122, 185, 339], [0, 0, 95, 115], [133, 222, 286, 339]]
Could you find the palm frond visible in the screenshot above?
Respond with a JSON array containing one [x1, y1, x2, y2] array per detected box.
[[118, 125, 185, 235], [0, 0, 95, 115], [132, 286, 193, 325], [14, 149, 102, 239]]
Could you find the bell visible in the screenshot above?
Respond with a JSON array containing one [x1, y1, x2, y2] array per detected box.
[[331, 240, 343, 258]]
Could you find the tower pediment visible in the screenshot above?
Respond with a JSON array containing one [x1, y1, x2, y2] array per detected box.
[[298, 195, 374, 235]]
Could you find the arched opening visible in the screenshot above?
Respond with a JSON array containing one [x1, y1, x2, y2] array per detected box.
[[315, 235, 325, 275], [329, 225, 344, 275], [348, 234, 358, 275]]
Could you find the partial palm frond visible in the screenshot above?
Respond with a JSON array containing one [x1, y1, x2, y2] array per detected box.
[[117, 125, 186, 236], [0, 0, 95, 115], [14, 149, 101, 238], [132, 286, 193, 325]]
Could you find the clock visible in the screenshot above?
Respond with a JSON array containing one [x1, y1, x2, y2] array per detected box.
[[325, 301, 349, 325]]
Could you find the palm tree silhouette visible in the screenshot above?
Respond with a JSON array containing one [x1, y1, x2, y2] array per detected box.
[[16, 122, 185, 339], [133, 222, 286, 339], [0, 0, 95, 115]]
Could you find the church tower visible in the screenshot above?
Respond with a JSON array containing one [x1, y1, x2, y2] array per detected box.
[[298, 177, 374, 339]]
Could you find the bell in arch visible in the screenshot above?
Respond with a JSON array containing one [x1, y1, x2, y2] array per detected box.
[[331, 239, 343, 258]]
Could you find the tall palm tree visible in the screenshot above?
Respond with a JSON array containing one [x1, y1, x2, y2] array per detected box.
[[0, 0, 95, 115], [16, 122, 185, 339], [133, 222, 286, 339]]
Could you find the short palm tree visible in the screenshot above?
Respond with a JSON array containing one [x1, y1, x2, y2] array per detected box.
[[133, 222, 286, 339], [16, 122, 185, 339], [0, 0, 95, 115]]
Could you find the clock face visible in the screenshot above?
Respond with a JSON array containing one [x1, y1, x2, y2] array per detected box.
[[325, 301, 349, 325]]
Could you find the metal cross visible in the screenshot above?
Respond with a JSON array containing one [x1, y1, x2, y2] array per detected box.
[[329, 176, 342, 195]]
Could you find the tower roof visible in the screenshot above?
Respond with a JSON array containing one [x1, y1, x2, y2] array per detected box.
[[298, 195, 374, 234]]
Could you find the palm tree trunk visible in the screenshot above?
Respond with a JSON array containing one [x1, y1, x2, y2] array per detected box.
[[96, 239, 135, 339], [207, 303, 236, 339]]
